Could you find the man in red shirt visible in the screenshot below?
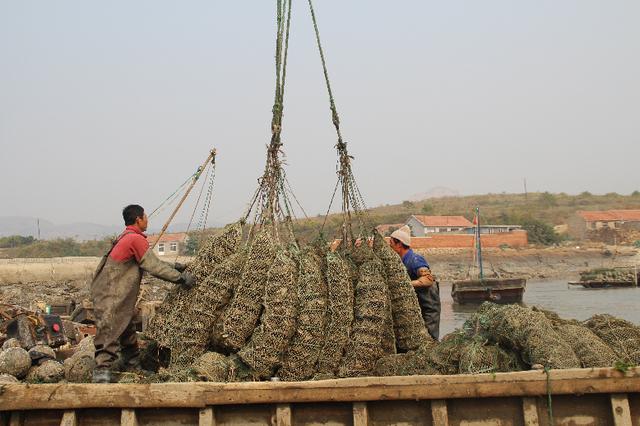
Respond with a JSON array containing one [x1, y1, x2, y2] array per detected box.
[[90, 204, 195, 383]]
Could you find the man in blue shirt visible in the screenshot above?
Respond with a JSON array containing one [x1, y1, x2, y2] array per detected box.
[[390, 225, 441, 340]]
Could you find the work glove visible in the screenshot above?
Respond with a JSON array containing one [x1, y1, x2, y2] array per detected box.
[[174, 262, 188, 273], [177, 271, 196, 290]]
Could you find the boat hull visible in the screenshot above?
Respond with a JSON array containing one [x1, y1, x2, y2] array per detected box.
[[568, 280, 638, 289], [451, 278, 526, 304], [1, 367, 639, 425]]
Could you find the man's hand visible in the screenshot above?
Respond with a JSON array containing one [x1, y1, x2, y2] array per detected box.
[[411, 267, 436, 288], [178, 272, 196, 289], [174, 262, 188, 273]]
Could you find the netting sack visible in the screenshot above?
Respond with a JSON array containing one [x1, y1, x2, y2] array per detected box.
[[458, 339, 522, 374], [374, 343, 439, 376], [221, 228, 277, 351], [373, 232, 431, 352], [584, 314, 640, 364], [474, 303, 580, 369], [145, 222, 242, 349], [238, 250, 298, 378], [315, 251, 354, 377], [338, 257, 387, 377], [278, 249, 328, 381], [554, 323, 618, 368]]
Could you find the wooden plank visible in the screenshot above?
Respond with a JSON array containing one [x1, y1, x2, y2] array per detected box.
[[199, 407, 216, 426], [8, 412, 23, 426], [610, 393, 632, 426], [352, 402, 369, 426], [276, 404, 292, 426], [1, 367, 640, 410], [121, 409, 138, 426], [431, 400, 448, 426], [60, 410, 77, 426], [522, 397, 539, 426]]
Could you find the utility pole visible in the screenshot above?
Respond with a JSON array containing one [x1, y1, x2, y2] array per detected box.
[[523, 178, 528, 200], [37, 218, 41, 240]]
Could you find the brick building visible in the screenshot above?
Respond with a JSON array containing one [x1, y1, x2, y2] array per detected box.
[[146, 232, 189, 256], [568, 210, 640, 240]]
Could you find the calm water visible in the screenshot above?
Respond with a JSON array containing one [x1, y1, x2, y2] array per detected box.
[[440, 280, 640, 336]]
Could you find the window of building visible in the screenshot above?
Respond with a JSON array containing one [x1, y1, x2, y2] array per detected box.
[[170, 242, 178, 252], [158, 243, 165, 254]]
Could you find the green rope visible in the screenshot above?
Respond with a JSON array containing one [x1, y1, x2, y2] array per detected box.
[[544, 366, 554, 426], [307, 0, 342, 140], [308, 0, 373, 244]]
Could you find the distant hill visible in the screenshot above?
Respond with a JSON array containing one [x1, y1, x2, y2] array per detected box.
[[407, 186, 460, 202], [0, 217, 120, 240], [0, 216, 224, 241]]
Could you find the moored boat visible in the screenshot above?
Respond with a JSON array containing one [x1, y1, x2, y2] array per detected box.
[[569, 266, 639, 289], [451, 207, 527, 304], [452, 277, 527, 303], [569, 280, 638, 289]]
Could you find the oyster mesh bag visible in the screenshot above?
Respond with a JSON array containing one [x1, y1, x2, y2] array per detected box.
[[278, 249, 328, 381], [373, 231, 431, 352], [338, 255, 387, 378], [221, 228, 277, 351], [473, 303, 580, 369], [238, 250, 298, 378], [144, 222, 243, 365], [315, 251, 354, 377], [584, 314, 640, 364]]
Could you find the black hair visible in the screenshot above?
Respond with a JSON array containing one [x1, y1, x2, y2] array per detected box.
[[391, 237, 410, 250], [122, 204, 145, 226]]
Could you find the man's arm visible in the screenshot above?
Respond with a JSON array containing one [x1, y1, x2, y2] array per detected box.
[[139, 251, 194, 288], [411, 267, 436, 288]]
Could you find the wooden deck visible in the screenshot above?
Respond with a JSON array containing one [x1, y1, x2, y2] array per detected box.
[[1, 367, 639, 425]]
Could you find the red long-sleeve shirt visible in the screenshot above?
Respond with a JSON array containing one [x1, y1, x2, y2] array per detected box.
[[110, 225, 149, 263]]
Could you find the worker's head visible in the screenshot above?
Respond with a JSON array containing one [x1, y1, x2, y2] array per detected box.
[[389, 225, 411, 256], [122, 204, 148, 232]]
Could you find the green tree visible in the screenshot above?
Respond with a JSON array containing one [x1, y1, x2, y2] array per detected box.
[[421, 204, 434, 214], [579, 191, 592, 197], [184, 235, 199, 255], [0, 235, 35, 248], [402, 200, 415, 208], [539, 192, 557, 207], [632, 190, 640, 197], [520, 218, 561, 246]]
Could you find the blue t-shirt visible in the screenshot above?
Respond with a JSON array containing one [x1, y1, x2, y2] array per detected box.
[[401, 249, 430, 280]]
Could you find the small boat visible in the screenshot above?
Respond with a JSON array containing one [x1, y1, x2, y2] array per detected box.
[[452, 277, 527, 303], [568, 267, 639, 289], [451, 207, 526, 304], [568, 280, 638, 289]]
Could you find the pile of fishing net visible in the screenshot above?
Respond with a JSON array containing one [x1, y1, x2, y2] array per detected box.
[[375, 303, 639, 377], [144, 226, 434, 382], [579, 267, 637, 282]]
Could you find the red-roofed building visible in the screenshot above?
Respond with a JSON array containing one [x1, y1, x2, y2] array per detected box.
[[147, 232, 189, 256], [406, 215, 473, 236], [569, 210, 640, 239]]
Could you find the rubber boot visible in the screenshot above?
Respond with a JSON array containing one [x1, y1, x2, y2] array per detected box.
[[120, 346, 141, 373]]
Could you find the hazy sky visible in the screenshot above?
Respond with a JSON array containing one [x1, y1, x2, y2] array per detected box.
[[1, 1, 639, 227]]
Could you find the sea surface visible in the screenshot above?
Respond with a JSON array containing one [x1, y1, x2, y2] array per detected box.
[[439, 279, 640, 336]]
